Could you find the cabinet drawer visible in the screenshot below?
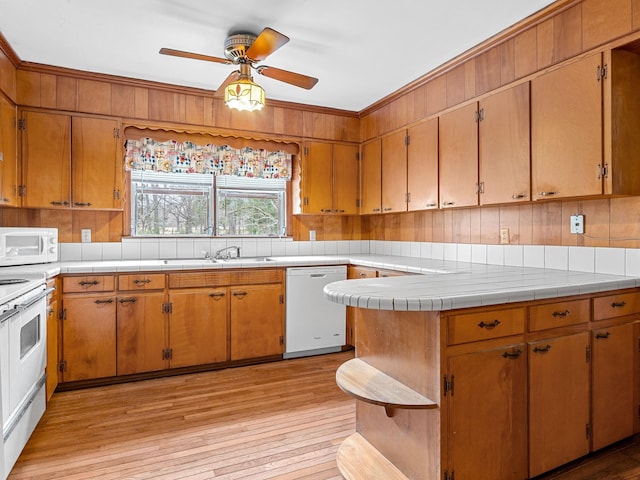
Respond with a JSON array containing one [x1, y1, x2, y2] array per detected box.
[[529, 299, 590, 332], [63, 275, 115, 293], [593, 291, 640, 321], [169, 271, 232, 288], [118, 273, 165, 291], [447, 307, 525, 345]]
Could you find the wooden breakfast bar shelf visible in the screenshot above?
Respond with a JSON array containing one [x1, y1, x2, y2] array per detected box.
[[336, 358, 437, 417]]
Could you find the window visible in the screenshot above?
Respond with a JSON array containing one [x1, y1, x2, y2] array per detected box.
[[131, 171, 286, 237]]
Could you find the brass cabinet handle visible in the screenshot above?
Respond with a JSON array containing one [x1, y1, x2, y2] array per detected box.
[[383, 207, 393, 211], [118, 297, 137, 304], [1, 198, 10, 203], [50, 200, 69, 206], [320, 208, 331, 213], [502, 349, 522, 359], [552, 310, 570, 318], [335, 209, 345, 213], [133, 279, 151, 285], [539, 191, 558, 197], [372, 208, 381, 212], [511, 194, 526, 199], [74, 202, 92, 207], [232, 291, 248, 298], [79, 280, 99, 286], [425, 203, 437, 208], [478, 320, 501, 329], [611, 301, 627, 308], [94, 298, 114, 304], [443, 201, 455, 206], [533, 344, 552, 353], [209, 292, 226, 299], [595, 331, 611, 340]]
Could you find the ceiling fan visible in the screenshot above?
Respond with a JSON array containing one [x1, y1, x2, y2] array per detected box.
[[160, 27, 318, 111]]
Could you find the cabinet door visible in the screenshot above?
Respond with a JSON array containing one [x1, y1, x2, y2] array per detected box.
[[407, 118, 438, 211], [360, 139, 381, 214], [21, 110, 71, 208], [439, 102, 479, 208], [528, 332, 590, 477], [169, 289, 229, 368], [479, 82, 531, 204], [0, 95, 18, 206], [62, 295, 116, 382], [72, 116, 123, 210], [116, 293, 167, 375], [230, 284, 284, 361], [332, 143, 359, 214], [532, 54, 602, 200], [381, 130, 407, 213], [447, 344, 527, 480], [592, 322, 635, 450], [301, 142, 333, 214]]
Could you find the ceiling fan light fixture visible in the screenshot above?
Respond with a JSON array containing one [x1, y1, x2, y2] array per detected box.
[[224, 77, 265, 112]]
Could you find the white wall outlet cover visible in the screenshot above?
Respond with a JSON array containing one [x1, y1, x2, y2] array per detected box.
[[81, 229, 92, 243], [570, 215, 584, 234], [309, 230, 316, 241]]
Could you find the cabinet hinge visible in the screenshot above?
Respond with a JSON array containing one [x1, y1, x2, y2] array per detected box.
[[279, 335, 284, 346], [18, 185, 25, 197], [303, 146, 309, 156], [406, 192, 411, 204], [444, 374, 454, 396], [597, 64, 608, 81], [61, 308, 67, 320], [162, 348, 173, 360], [601, 163, 608, 179], [405, 135, 410, 146], [356, 199, 361, 208], [475, 181, 485, 195], [113, 189, 120, 200], [586, 423, 591, 440], [18, 118, 26, 130], [444, 469, 455, 480], [586, 344, 591, 363], [279, 294, 284, 305], [356, 152, 360, 161], [162, 302, 172, 314], [475, 109, 484, 122], [58, 360, 67, 372], [113, 128, 120, 139]]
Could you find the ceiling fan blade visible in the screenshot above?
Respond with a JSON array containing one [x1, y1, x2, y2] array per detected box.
[[245, 27, 289, 62], [214, 71, 240, 98], [159, 47, 230, 65], [257, 66, 319, 90]]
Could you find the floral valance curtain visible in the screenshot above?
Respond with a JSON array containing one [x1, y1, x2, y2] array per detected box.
[[124, 137, 292, 180]]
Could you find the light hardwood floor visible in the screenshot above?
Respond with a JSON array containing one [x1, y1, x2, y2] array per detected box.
[[8, 350, 640, 480]]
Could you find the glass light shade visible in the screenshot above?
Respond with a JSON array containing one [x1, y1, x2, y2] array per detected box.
[[224, 78, 265, 112]]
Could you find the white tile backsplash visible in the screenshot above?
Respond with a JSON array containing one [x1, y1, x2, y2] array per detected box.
[[568, 246, 595, 273], [626, 249, 640, 277], [524, 245, 545, 268], [487, 245, 504, 266], [444, 243, 457, 261], [471, 244, 487, 264], [504, 245, 524, 267], [544, 246, 569, 270], [595, 247, 626, 276]]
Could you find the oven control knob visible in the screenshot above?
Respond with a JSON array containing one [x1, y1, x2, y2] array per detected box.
[[49, 236, 57, 244], [49, 247, 56, 254]]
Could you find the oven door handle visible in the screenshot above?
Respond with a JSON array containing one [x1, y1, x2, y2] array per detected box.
[[0, 308, 20, 324], [15, 287, 55, 311]]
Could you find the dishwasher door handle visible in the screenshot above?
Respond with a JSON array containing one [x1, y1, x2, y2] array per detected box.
[[310, 274, 326, 278]]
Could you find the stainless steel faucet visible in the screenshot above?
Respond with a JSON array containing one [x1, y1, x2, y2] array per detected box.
[[215, 245, 241, 259]]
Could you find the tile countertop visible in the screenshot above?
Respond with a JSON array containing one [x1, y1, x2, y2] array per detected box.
[[1, 254, 638, 312]]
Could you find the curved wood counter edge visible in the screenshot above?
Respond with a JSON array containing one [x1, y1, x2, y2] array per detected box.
[[335, 358, 437, 418], [337, 433, 410, 480]]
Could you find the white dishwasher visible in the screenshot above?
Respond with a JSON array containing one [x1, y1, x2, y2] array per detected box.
[[284, 265, 347, 359]]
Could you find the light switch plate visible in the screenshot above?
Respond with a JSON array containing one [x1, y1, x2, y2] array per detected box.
[[499, 228, 510, 244], [570, 214, 584, 234], [309, 230, 316, 241], [81, 229, 91, 243]]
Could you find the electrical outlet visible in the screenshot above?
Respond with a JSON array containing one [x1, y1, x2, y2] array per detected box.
[[500, 228, 510, 244], [570, 214, 584, 234], [81, 229, 91, 243], [309, 230, 316, 241]]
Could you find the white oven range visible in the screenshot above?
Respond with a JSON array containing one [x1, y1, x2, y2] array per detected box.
[[0, 273, 50, 480]]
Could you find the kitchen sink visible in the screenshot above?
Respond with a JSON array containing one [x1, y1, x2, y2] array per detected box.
[[216, 256, 275, 263], [160, 258, 221, 265]]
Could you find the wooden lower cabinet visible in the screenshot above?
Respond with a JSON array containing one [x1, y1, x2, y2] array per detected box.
[[61, 293, 116, 382], [230, 284, 284, 361], [116, 292, 167, 375], [169, 288, 229, 368], [528, 332, 591, 478], [446, 343, 527, 480]]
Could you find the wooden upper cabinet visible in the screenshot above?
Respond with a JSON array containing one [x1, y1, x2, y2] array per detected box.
[[72, 116, 123, 210], [531, 54, 603, 200], [0, 95, 18, 207], [439, 102, 479, 208], [301, 142, 332, 214], [479, 82, 531, 205], [360, 139, 381, 214], [381, 130, 407, 213], [21, 110, 72, 208], [407, 118, 438, 211], [332, 143, 359, 214]]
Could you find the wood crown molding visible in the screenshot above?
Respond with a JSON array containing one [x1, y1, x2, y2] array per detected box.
[[359, 0, 582, 117], [0, 31, 20, 67]]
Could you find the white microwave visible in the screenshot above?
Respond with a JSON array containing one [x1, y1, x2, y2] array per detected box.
[[0, 228, 58, 266]]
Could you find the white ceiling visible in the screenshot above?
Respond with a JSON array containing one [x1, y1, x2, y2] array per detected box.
[[0, 0, 556, 112]]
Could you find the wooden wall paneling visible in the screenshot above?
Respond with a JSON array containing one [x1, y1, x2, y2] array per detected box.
[[0, 46, 17, 102], [582, 0, 632, 50], [432, 210, 444, 242], [426, 75, 447, 116], [134, 87, 149, 119], [443, 209, 454, 243], [537, 19, 555, 70], [470, 208, 481, 243], [111, 84, 135, 118], [16, 70, 41, 106], [341, 215, 363, 240], [518, 204, 534, 245], [72, 210, 97, 243], [398, 212, 416, 242], [464, 60, 476, 100], [452, 209, 471, 244], [446, 65, 466, 107], [578, 198, 610, 247], [44, 210, 73, 243], [389, 94, 408, 131], [515, 28, 538, 79], [185, 94, 205, 126], [479, 206, 500, 244], [78, 79, 112, 115], [321, 215, 344, 240], [610, 197, 640, 248], [499, 205, 520, 244], [500, 38, 516, 85], [367, 214, 384, 240], [107, 211, 123, 242], [40, 74, 57, 109], [408, 85, 428, 124], [532, 201, 563, 245], [303, 111, 327, 139], [203, 97, 215, 127], [634, 0, 640, 29], [332, 114, 359, 143], [148, 89, 174, 122], [56, 76, 77, 111], [561, 200, 579, 246], [383, 214, 400, 241], [475, 47, 501, 95], [552, 4, 583, 63]]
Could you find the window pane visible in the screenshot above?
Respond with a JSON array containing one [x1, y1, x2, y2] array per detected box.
[[217, 189, 284, 236]]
